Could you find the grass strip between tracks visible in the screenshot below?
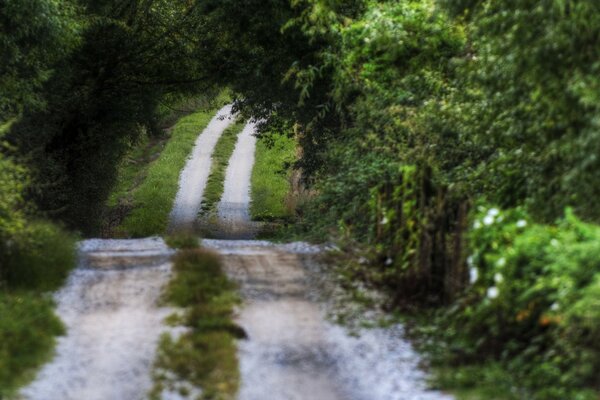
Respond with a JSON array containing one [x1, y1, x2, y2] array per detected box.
[[198, 119, 246, 217], [151, 242, 243, 400]]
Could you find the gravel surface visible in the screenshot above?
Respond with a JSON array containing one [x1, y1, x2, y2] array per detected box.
[[20, 238, 178, 400], [202, 240, 454, 400], [214, 121, 258, 239], [168, 105, 234, 231]]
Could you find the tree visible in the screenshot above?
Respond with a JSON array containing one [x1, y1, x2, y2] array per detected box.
[[0, 0, 77, 119]]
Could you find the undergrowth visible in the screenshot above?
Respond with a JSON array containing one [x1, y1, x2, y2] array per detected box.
[[402, 206, 600, 399], [0, 292, 65, 398], [151, 248, 242, 400], [165, 233, 200, 250]]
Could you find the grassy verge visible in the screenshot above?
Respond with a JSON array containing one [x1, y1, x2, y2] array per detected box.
[[116, 92, 230, 237], [199, 120, 246, 216], [101, 133, 169, 237], [250, 132, 296, 222], [0, 292, 65, 398], [430, 364, 517, 400], [151, 247, 242, 400], [0, 222, 77, 396]]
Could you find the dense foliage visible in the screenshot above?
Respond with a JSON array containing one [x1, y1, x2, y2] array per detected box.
[[2, 0, 216, 234], [432, 207, 600, 398], [182, 0, 600, 397], [3, 0, 600, 397], [0, 0, 77, 118]]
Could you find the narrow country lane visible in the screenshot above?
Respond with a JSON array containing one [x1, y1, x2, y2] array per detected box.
[[203, 239, 454, 400], [205, 119, 454, 400], [18, 106, 234, 400], [215, 121, 258, 238], [169, 105, 235, 231], [19, 107, 452, 400]]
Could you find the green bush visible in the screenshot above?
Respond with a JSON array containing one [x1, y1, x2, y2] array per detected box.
[[439, 206, 600, 399], [1, 221, 77, 292]]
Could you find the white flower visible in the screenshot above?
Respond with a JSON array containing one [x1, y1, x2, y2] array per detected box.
[[488, 208, 500, 217], [473, 220, 482, 229], [495, 257, 506, 268], [469, 268, 479, 284], [494, 272, 504, 284], [550, 302, 560, 311], [487, 286, 500, 299], [385, 257, 393, 266], [516, 219, 527, 228], [483, 215, 494, 225], [381, 216, 389, 225]]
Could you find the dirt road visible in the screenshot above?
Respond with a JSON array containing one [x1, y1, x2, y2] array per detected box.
[[204, 239, 453, 400], [20, 107, 452, 400], [169, 105, 234, 231]]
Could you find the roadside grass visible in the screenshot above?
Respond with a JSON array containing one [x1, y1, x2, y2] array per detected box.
[[0, 222, 77, 396], [431, 365, 517, 400], [250, 132, 296, 222], [0, 292, 65, 398], [116, 92, 230, 237], [199, 119, 246, 216], [151, 249, 242, 400], [101, 133, 169, 237]]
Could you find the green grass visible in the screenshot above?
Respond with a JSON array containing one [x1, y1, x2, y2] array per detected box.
[[0, 291, 65, 398], [101, 132, 169, 236], [431, 365, 519, 400], [117, 92, 230, 237], [151, 249, 242, 400], [164, 233, 200, 249], [106, 134, 168, 209], [250, 132, 296, 221], [0, 221, 76, 396], [199, 119, 246, 216]]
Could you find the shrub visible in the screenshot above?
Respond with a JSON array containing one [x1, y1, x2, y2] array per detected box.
[[1, 221, 77, 292], [440, 206, 600, 399]]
